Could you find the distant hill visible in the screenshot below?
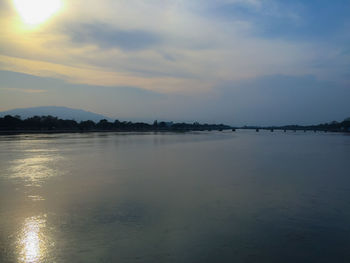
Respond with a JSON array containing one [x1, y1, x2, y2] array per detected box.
[[0, 106, 112, 122]]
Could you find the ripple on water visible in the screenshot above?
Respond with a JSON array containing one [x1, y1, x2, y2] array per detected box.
[[9, 155, 63, 186], [15, 214, 54, 263]]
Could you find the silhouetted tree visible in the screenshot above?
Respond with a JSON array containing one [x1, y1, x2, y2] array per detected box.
[[0, 115, 234, 132], [97, 119, 113, 130], [79, 120, 96, 130]]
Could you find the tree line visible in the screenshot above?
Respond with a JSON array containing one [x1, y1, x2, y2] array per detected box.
[[1, 115, 349, 133], [241, 118, 350, 132], [0, 115, 231, 132]]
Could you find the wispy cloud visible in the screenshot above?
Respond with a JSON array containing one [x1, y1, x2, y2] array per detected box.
[[0, 55, 213, 94], [0, 87, 47, 93], [66, 23, 161, 51], [1, 0, 348, 93]]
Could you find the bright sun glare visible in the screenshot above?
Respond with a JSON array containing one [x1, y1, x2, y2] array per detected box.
[[13, 0, 62, 26]]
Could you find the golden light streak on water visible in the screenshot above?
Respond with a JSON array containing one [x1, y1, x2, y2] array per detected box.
[[17, 215, 50, 263], [9, 152, 63, 189]]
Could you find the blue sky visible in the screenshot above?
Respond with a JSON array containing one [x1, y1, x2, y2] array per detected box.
[[0, 0, 349, 125]]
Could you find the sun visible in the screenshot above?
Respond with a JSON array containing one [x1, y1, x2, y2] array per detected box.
[[13, 0, 62, 26]]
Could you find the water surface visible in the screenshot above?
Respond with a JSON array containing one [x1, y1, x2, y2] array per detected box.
[[1, 131, 350, 262]]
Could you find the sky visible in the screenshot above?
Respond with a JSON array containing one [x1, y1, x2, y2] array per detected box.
[[0, 0, 349, 125]]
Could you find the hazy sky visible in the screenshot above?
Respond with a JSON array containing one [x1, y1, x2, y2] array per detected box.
[[0, 0, 349, 125]]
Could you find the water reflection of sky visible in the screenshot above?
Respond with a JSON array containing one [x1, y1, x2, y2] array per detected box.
[[0, 132, 349, 263]]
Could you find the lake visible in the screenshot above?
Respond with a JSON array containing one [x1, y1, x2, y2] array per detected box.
[[0, 131, 350, 263]]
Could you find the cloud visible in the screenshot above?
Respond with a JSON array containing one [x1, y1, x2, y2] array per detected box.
[[212, 74, 350, 125], [4, 0, 322, 82], [1, 70, 349, 125], [0, 55, 214, 94], [0, 87, 47, 93], [66, 23, 161, 51], [204, 0, 350, 41]]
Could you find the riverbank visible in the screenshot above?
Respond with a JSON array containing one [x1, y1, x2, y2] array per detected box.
[[0, 128, 348, 136], [0, 128, 233, 135]]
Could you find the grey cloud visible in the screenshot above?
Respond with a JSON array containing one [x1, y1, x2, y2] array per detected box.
[[2, 70, 349, 126], [212, 75, 350, 126], [161, 53, 176, 62], [66, 23, 161, 51]]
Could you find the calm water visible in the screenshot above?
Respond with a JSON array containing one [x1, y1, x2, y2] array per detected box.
[[0, 131, 350, 263]]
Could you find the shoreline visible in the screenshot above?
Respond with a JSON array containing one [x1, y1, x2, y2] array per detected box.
[[0, 128, 348, 136], [0, 129, 229, 135]]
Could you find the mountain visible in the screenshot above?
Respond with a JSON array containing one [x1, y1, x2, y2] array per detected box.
[[0, 106, 112, 122]]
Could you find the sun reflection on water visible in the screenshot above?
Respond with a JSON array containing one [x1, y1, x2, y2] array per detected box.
[[17, 215, 52, 263], [11, 156, 60, 186], [9, 153, 63, 202]]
